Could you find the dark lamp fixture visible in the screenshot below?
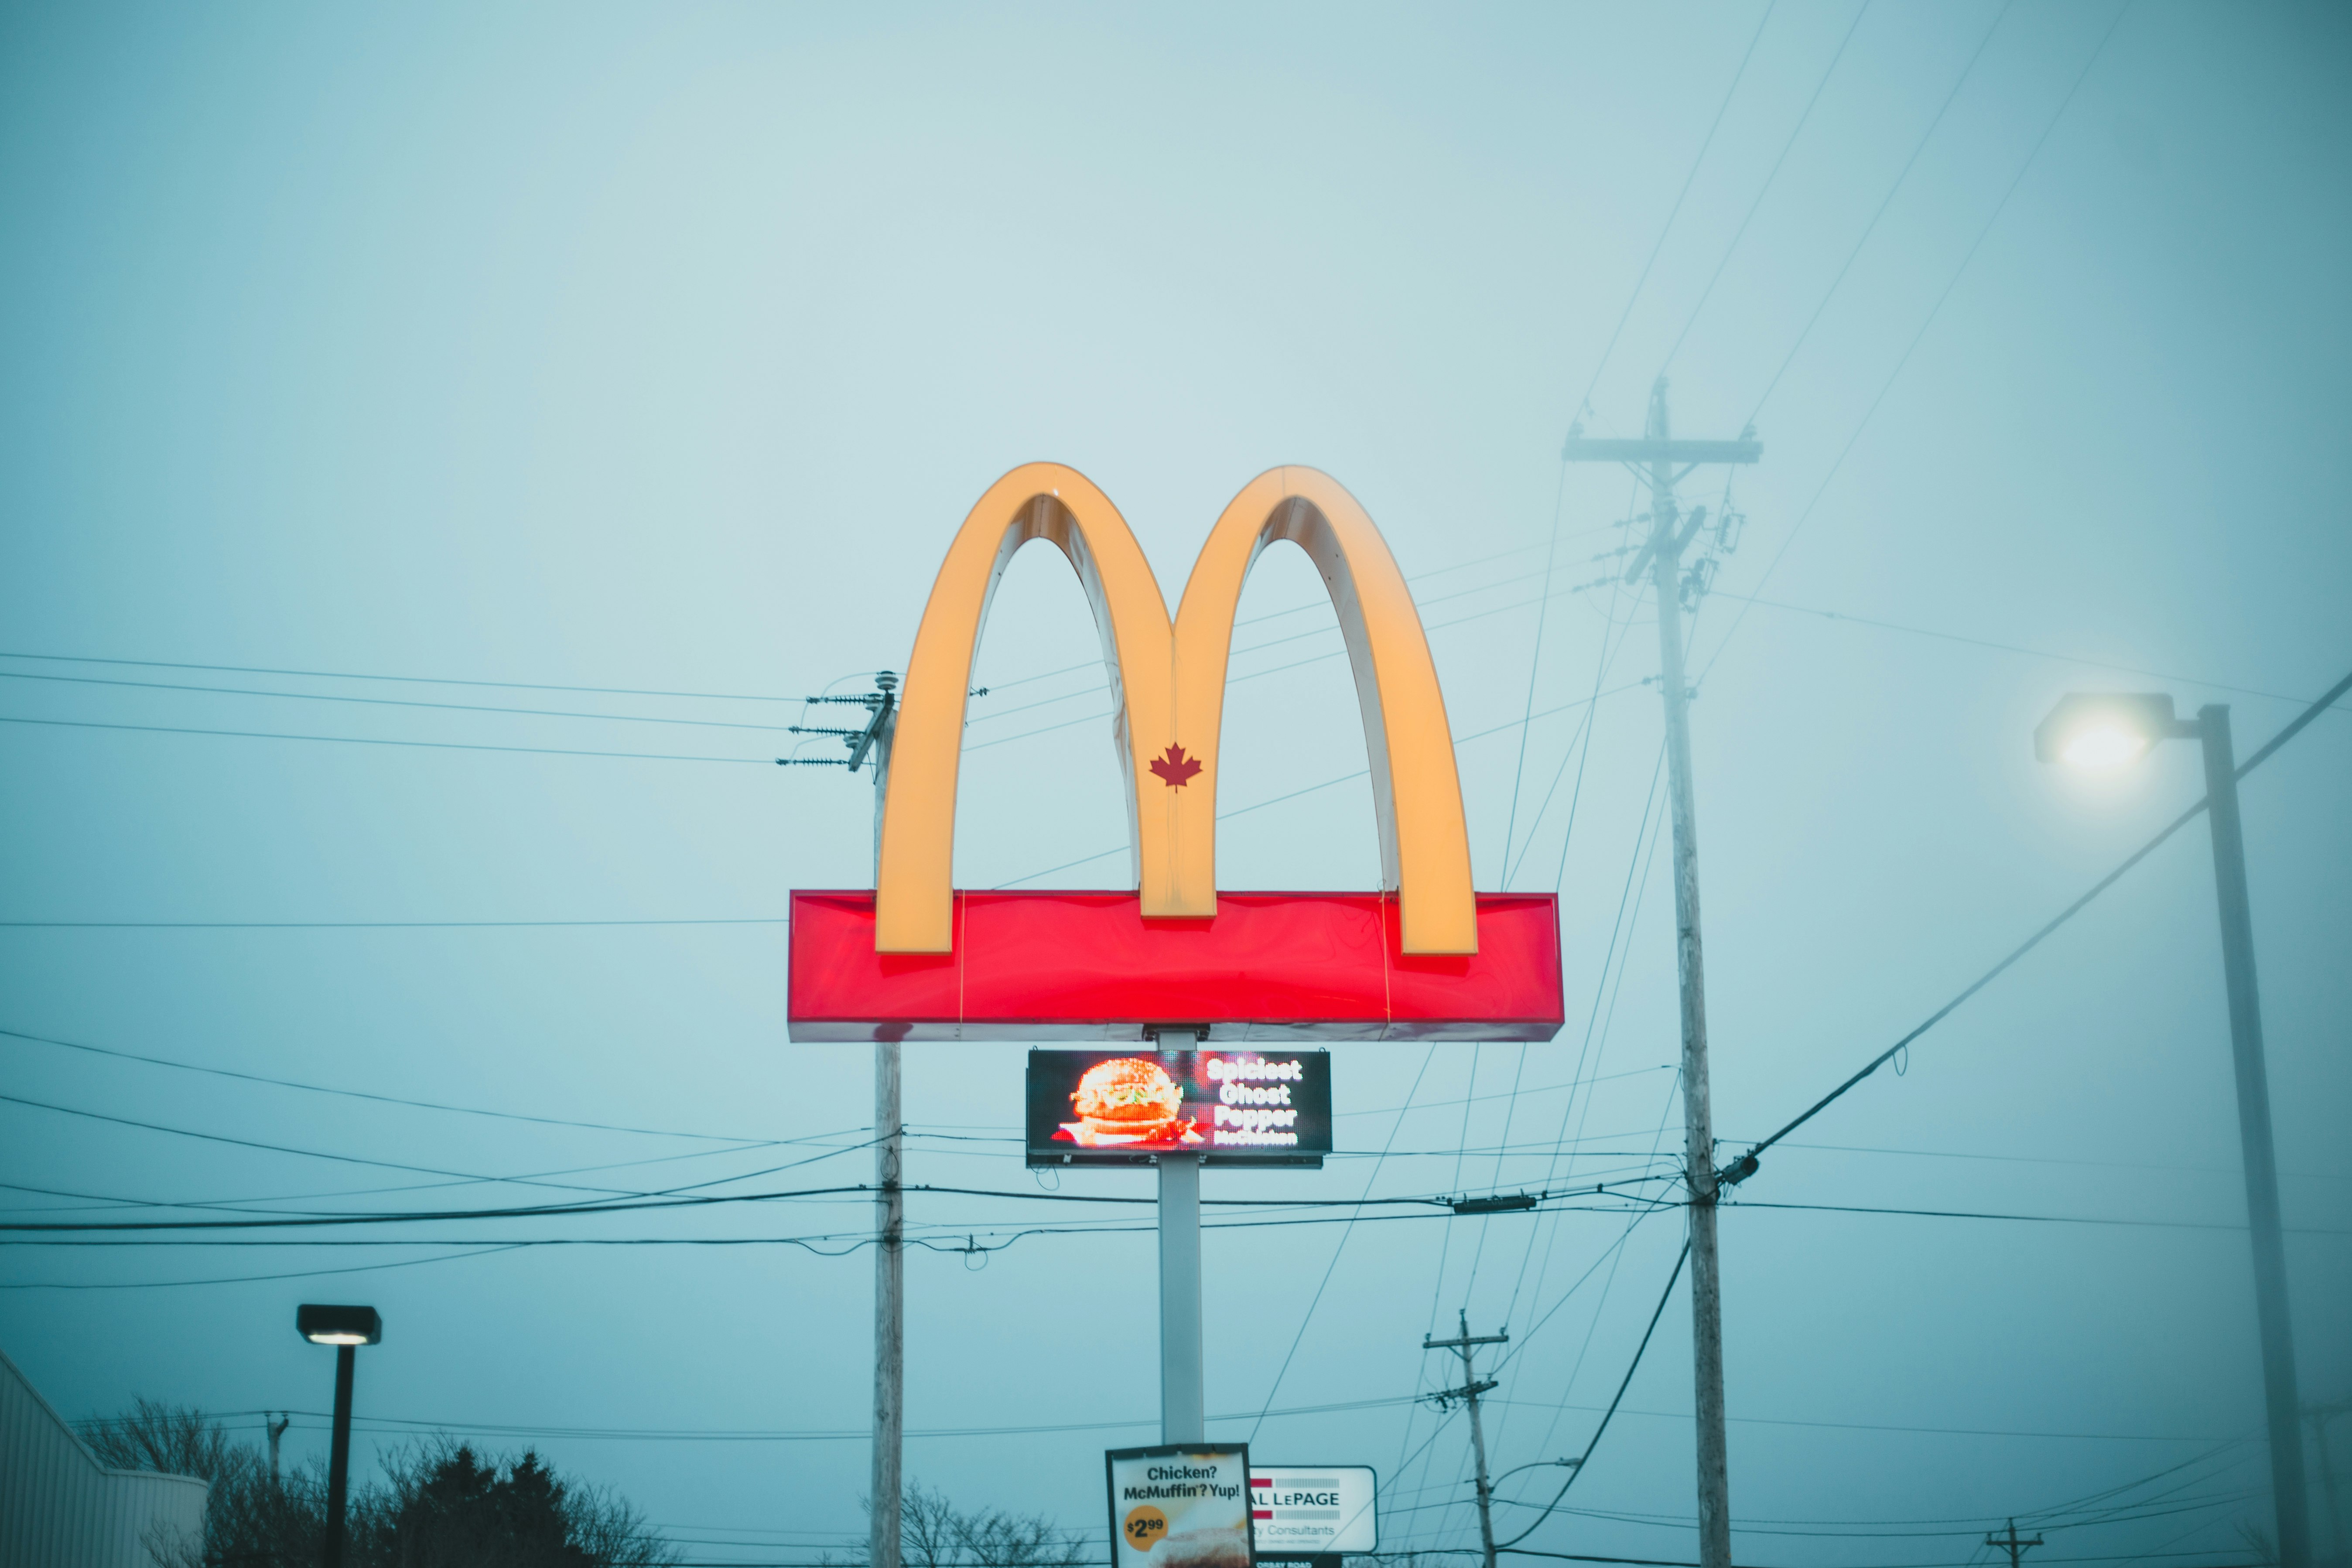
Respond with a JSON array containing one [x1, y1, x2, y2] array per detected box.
[[297, 1304, 382, 1346]]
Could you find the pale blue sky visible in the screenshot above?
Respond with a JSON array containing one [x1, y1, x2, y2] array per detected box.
[[2, 3, 2347, 1564]]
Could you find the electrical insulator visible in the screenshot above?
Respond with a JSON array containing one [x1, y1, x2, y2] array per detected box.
[[1681, 557, 1716, 608]]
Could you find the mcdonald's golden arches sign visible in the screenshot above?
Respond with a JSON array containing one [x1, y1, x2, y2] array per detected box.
[[788, 464, 1562, 1042]]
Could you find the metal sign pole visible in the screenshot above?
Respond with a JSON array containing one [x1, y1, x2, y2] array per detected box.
[[1146, 1027, 1208, 1446], [1159, 1146, 1205, 1444]]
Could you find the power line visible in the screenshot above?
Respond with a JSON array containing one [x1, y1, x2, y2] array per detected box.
[[995, 681, 1648, 887], [1705, 591, 2331, 709], [0, 1124, 877, 1219], [1501, 741, 1668, 1332], [1723, 664, 2352, 1183], [1337, 1066, 1675, 1122], [0, 670, 803, 731], [0, 917, 788, 929], [965, 552, 1620, 730], [1516, 1081, 1686, 1473], [1699, 0, 2133, 683], [7, 582, 1634, 770], [0, 1201, 1699, 1293], [0, 1089, 673, 1194], [967, 533, 1617, 698], [964, 583, 1643, 754], [1493, 1213, 1663, 1384], [1659, 1, 1872, 374], [0, 1025, 762, 1141], [1480, 1398, 2226, 1448], [1494, 1242, 1689, 1549], [1565, 1, 1779, 427], [0, 1177, 1679, 1234], [1743, 0, 2014, 422], [0, 535, 1608, 772], [1245, 1044, 1440, 1442], [1500, 463, 1575, 883], [0, 1244, 535, 1292], [0, 713, 779, 765], [1507, 540, 1644, 889], [1533, 1493, 2249, 1537], [14, 610, 2296, 933], [1722, 1200, 2349, 1237], [0, 649, 803, 704]]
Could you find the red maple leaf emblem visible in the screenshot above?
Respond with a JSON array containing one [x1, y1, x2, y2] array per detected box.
[[1150, 743, 1203, 789]]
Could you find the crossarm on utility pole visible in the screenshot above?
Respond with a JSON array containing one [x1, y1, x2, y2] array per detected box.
[[1559, 437, 1762, 465]]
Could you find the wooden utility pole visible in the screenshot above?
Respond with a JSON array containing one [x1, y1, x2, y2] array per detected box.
[[1562, 378, 1759, 1568], [791, 676, 902, 1568], [1987, 1519, 2043, 1568], [866, 675, 903, 1568], [1425, 1312, 1508, 1568]]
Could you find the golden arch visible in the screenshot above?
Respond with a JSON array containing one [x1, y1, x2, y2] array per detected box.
[[875, 463, 1476, 955]]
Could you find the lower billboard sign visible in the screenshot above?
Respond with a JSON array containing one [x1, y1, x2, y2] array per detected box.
[[1107, 1444, 1254, 1568], [1249, 1467, 1377, 1559], [1029, 1050, 1331, 1168]]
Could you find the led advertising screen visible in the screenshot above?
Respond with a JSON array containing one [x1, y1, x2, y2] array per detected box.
[[1249, 1467, 1378, 1558], [1107, 1444, 1255, 1568], [1027, 1051, 1331, 1168]]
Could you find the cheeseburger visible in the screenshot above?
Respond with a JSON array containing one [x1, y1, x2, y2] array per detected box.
[[1070, 1057, 1183, 1141]]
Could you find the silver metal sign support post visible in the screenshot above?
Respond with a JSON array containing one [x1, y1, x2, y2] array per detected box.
[[1155, 1030, 1206, 1445]]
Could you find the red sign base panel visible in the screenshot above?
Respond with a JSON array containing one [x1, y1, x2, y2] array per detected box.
[[787, 890, 1562, 1042]]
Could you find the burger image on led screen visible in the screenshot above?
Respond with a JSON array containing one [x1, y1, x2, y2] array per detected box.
[[1070, 1057, 1183, 1143]]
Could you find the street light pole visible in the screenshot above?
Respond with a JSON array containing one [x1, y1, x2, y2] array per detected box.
[[295, 1305, 379, 1568], [2194, 705, 2310, 1568], [325, 1346, 355, 1568], [2032, 693, 2311, 1566]]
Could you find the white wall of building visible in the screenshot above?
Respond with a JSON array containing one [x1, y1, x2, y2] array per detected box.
[[0, 1346, 209, 1568]]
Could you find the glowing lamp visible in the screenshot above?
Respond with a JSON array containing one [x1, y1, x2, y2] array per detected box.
[[2031, 693, 2185, 769], [297, 1304, 382, 1345]]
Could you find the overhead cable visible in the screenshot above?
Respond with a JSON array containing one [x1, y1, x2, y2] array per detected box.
[[0, 670, 800, 731], [1725, 664, 2352, 1182], [1495, 1241, 1689, 1548], [0, 1177, 1678, 1235], [1700, 0, 2135, 682], [1706, 591, 2322, 709], [0, 1025, 762, 1141], [1659, 0, 1873, 373], [1743, 0, 2016, 421], [1565, 1, 1778, 424], [0, 714, 777, 765], [0, 649, 803, 703]]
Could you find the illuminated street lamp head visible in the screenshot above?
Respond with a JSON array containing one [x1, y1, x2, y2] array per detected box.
[[2033, 693, 2184, 769], [297, 1304, 382, 1346]]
